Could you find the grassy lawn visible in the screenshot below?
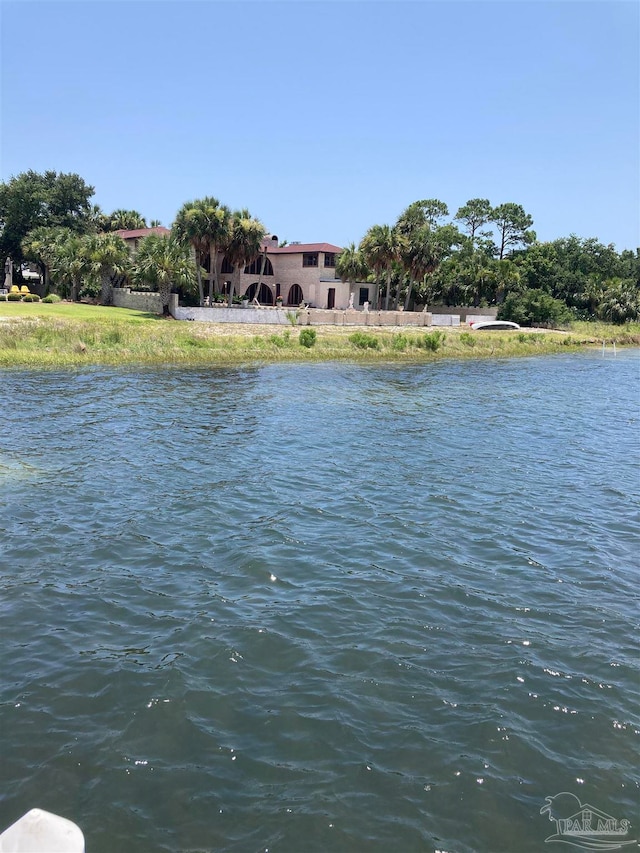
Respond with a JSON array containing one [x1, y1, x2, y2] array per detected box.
[[0, 301, 158, 323], [0, 302, 638, 368]]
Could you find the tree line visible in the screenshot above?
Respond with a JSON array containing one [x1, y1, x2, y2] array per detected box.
[[347, 198, 639, 325], [1, 170, 638, 323]]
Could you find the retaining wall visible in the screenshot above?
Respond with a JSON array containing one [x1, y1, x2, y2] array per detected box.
[[429, 305, 498, 322], [171, 302, 292, 324], [303, 310, 433, 326], [113, 288, 164, 314], [169, 298, 436, 327], [166, 297, 501, 329], [431, 314, 461, 327]]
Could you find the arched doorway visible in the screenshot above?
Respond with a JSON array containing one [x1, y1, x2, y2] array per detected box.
[[287, 284, 304, 306], [244, 282, 274, 304]]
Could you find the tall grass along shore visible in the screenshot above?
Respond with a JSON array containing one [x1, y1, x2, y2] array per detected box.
[[0, 303, 638, 369]]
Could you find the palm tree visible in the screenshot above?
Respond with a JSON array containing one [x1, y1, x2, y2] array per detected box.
[[131, 234, 196, 315], [173, 201, 207, 306], [582, 275, 606, 317], [105, 209, 147, 231], [399, 226, 429, 311], [21, 226, 71, 294], [173, 198, 230, 306], [223, 209, 266, 307], [336, 243, 369, 307], [87, 204, 108, 233], [360, 224, 405, 310], [491, 258, 521, 304], [82, 232, 130, 305], [400, 224, 460, 310], [50, 233, 90, 301], [597, 278, 640, 323], [205, 202, 231, 303]]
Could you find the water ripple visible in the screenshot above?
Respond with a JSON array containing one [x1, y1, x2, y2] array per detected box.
[[1, 352, 638, 852]]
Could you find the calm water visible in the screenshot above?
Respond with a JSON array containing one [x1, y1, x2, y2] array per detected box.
[[1, 352, 638, 853]]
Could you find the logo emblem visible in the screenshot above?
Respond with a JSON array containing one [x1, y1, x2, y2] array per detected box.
[[541, 792, 637, 850]]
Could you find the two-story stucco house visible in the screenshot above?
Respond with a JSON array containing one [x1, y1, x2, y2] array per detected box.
[[116, 229, 371, 310], [216, 237, 371, 310]]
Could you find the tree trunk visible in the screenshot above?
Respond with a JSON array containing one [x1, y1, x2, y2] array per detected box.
[[101, 271, 113, 305], [393, 277, 402, 311], [227, 267, 239, 307], [216, 253, 224, 296], [404, 278, 413, 311], [372, 273, 380, 310], [499, 229, 507, 260], [159, 281, 172, 316], [195, 249, 204, 307], [207, 241, 217, 305], [384, 268, 391, 311]]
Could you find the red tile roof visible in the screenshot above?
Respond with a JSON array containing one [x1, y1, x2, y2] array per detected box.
[[115, 227, 171, 239], [267, 242, 342, 254]]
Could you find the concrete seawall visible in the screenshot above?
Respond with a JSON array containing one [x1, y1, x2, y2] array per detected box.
[[114, 290, 494, 327], [169, 297, 436, 327]]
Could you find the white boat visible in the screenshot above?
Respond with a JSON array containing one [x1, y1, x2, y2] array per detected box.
[[0, 809, 84, 852], [470, 320, 520, 330]]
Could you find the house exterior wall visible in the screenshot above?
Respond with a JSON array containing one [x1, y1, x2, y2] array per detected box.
[[191, 238, 373, 311], [233, 251, 371, 310], [267, 251, 338, 307]]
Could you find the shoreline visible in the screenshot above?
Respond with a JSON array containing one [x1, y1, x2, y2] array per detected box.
[[0, 304, 638, 368]]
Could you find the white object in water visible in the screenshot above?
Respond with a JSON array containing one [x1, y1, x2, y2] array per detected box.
[[0, 808, 84, 853]]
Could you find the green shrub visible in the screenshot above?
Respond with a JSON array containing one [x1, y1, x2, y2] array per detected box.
[[42, 293, 62, 303], [498, 289, 571, 327], [299, 328, 317, 348], [417, 330, 445, 351], [269, 331, 291, 348], [349, 331, 380, 349], [459, 331, 475, 347], [22, 294, 40, 302], [391, 333, 408, 351], [80, 280, 100, 299], [7, 292, 22, 301]]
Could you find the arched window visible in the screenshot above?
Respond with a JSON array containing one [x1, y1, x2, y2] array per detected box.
[[244, 256, 274, 276], [287, 284, 304, 306], [244, 282, 274, 304], [221, 256, 234, 274]]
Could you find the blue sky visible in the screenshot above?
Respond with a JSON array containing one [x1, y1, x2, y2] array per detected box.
[[1, 1, 638, 251]]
